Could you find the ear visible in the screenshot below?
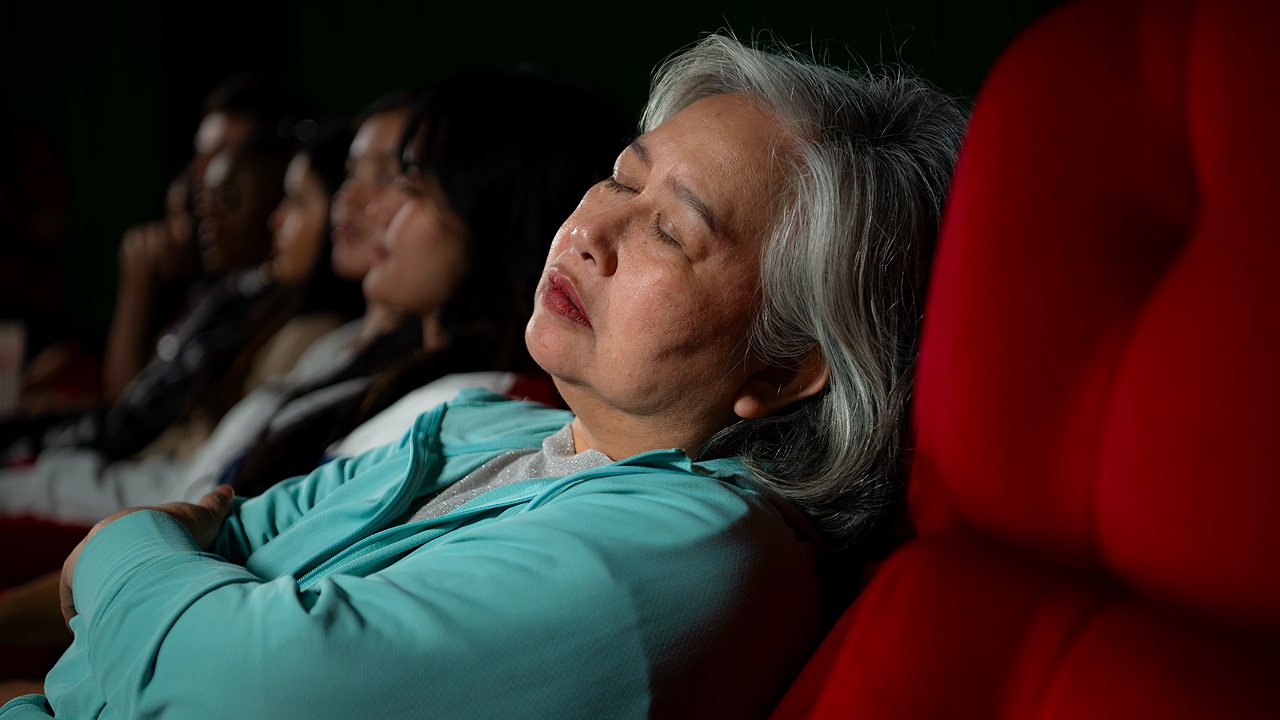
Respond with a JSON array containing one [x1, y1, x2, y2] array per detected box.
[[732, 346, 830, 420]]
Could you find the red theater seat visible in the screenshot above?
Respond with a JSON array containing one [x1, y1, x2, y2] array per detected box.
[[773, 0, 1280, 716]]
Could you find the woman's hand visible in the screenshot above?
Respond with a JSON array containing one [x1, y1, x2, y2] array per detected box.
[[118, 220, 173, 286], [59, 486, 235, 627]]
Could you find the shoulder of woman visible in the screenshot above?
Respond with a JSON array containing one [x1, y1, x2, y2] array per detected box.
[[244, 313, 347, 391], [528, 458, 823, 549], [438, 389, 574, 447]]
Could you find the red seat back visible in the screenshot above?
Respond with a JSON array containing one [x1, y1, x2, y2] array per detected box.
[[773, 0, 1280, 716]]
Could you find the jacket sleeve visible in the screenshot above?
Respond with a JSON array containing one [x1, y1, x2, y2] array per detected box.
[[57, 473, 818, 720], [210, 426, 413, 564]]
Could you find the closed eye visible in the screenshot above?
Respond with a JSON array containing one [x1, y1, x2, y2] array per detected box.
[[651, 216, 681, 249], [397, 178, 421, 197], [603, 176, 682, 250], [603, 176, 637, 193]]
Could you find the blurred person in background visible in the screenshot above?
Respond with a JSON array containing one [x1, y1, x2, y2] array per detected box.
[[0, 70, 624, 689], [0, 114, 363, 684]]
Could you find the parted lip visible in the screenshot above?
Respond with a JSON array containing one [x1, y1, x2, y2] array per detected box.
[[332, 222, 362, 244], [368, 234, 390, 263], [545, 267, 591, 327]]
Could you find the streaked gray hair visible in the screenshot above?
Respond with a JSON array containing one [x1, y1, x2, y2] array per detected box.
[[644, 34, 966, 546]]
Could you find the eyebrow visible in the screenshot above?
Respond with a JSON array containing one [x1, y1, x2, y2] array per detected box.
[[628, 137, 720, 236]]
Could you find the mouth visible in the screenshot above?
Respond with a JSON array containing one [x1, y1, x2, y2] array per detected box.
[[542, 268, 591, 328], [333, 222, 365, 246], [197, 221, 217, 251]]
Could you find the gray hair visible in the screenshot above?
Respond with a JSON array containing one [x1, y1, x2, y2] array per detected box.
[[644, 35, 966, 546]]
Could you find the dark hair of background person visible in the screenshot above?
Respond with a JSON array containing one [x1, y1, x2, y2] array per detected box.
[[397, 67, 630, 380], [226, 69, 630, 494], [352, 88, 422, 132], [204, 71, 315, 143]]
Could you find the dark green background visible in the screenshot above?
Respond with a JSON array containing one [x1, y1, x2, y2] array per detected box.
[[0, 0, 1061, 341]]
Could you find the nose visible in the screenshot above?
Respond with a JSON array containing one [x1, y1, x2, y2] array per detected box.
[[568, 204, 626, 277], [268, 203, 284, 234], [332, 181, 357, 221]]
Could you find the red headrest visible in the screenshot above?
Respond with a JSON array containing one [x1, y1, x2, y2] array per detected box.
[[910, 0, 1280, 630]]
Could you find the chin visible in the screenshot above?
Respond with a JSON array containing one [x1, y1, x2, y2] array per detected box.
[[333, 258, 369, 282], [524, 311, 556, 373], [525, 309, 582, 384]]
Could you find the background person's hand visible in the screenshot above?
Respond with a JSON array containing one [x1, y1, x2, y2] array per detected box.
[[59, 486, 235, 627], [118, 220, 170, 286], [0, 680, 43, 704]]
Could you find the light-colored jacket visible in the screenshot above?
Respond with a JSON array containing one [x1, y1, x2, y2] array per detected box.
[[2, 389, 819, 719]]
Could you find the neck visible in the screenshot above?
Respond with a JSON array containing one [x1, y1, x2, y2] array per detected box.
[[561, 381, 735, 461], [422, 313, 448, 353], [358, 302, 405, 346]]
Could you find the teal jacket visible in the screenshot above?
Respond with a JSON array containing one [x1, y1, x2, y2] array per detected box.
[[2, 390, 820, 719]]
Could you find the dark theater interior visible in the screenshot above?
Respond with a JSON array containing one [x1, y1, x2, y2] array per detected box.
[[0, 0, 1276, 717]]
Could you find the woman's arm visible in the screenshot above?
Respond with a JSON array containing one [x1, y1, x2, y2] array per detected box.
[[36, 473, 816, 720], [102, 221, 172, 403], [210, 407, 436, 564]]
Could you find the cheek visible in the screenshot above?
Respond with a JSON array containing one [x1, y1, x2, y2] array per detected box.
[[384, 213, 413, 253], [303, 206, 328, 245], [374, 190, 407, 226], [423, 236, 467, 305], [546, 223, 573, 260], [620, 273, 753, 364], [396, 234, 432, 271], [277, 212, 301, 243], [331, 187, 359, 222]]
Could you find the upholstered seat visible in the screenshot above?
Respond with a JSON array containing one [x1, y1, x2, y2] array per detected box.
[[773, 0, 1280, 716]]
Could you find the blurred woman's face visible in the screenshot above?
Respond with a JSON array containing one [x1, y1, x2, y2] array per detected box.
[[525, 93, 792, 448], [331, 110, 410, 280], [268, 154, 330, 285], [196, 149, 275, 274], [191, 110, 254, 200], [361, 167, 467, 318]]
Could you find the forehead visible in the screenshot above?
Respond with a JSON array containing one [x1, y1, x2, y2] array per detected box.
[[203, 150, 234, 187], [195, 111, 254, 156], [284, 154, 313, 187], [351, 111, 407, 159], [636, 93, 792, 242]]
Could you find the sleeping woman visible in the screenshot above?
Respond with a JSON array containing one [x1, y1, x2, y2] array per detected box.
[[2, 35, 966, 719]]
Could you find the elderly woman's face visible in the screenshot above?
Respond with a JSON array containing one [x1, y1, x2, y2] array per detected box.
[[526, 93, 791, 451]]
